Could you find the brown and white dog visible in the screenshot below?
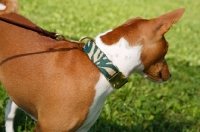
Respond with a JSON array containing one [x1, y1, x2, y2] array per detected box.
[[0, 0, 184, 131]]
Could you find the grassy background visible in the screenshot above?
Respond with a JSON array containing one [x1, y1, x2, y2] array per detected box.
[[0, 0, 200, 131]]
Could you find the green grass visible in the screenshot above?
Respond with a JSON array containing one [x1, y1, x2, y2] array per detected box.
[[0, 0, 200, 131]]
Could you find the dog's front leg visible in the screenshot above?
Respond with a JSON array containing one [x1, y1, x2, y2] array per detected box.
[[5, 98, 18, 132]]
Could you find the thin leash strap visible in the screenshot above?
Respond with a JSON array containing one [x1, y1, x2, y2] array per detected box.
[[0, 16, 58, 39], [0, 16, 96, 66]]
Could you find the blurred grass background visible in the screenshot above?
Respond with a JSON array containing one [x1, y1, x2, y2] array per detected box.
[[0, 0, 200, 132]]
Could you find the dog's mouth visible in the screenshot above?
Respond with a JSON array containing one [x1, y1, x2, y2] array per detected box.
[[141, 72, 171, 83], [139, 60, 171, 83], [144, 75, 164, 83], [138, 72, 160, 83]]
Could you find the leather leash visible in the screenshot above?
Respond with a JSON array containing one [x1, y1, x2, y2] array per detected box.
[[0, 16, 59, 40], [0, 16, 96, 42]]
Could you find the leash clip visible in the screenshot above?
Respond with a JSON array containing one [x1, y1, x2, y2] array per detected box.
[[55, 34, 66, 41]]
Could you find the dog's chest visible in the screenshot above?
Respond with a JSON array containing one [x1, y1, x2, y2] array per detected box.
[[76, 74, 113, 131]]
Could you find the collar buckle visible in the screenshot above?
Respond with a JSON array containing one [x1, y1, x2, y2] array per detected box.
[[108, 71, 128, 89]]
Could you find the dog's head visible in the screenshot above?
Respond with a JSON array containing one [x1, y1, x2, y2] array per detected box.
[[136, 8, 184, 82], [99, 8, 184, 83], [123, 8, 184, 82]]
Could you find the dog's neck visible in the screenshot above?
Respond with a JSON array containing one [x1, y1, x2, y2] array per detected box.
[[77, 31, 145, 130], [95, 31, 144, 78]]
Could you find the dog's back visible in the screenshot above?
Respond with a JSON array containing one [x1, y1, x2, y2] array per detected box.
[[0, 0, 18, 15]]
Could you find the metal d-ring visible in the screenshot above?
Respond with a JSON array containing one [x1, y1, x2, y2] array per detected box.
[[79, 36, 96, 44]]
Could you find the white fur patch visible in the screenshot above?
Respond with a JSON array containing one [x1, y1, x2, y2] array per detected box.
[[0, 3, 6, 10], [95, 35, 144, 77], [5, 99, 18, 132]]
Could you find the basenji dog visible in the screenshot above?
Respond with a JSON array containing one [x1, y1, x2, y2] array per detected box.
[[0, 0, 184, 131]]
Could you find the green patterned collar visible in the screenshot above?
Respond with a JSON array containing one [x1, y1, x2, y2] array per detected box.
[[83, 40, 128, 89]]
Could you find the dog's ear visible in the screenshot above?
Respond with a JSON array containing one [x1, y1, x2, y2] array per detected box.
[[153, 8, 185, 35], [124, 17, 142, 25]]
